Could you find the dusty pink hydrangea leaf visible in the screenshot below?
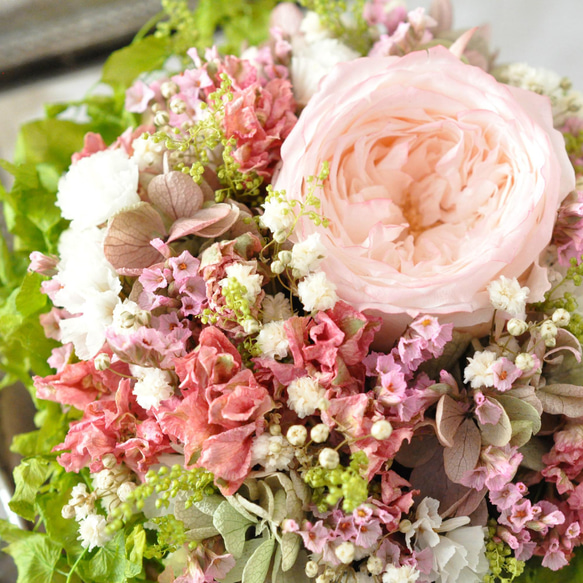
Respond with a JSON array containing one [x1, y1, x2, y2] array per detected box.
[[435, 394, 465, 448], [148, 171, 205, 222], [537, 383, 583, 417], [410, 448, 486, 518], [104, 203, 167, 272], [167, 204, 240, 242], [443, 418, 481, 484], [478, 404, 512, 447]]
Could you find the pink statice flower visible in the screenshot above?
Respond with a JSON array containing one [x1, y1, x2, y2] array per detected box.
[[125, 80, 156, 113], [461, 444, 522, 491], [490, 482, 528, 511], [28, 251, 58, 276], [552, 190, 583, 265], [491, 357, 522, 392], [542, 421, 583, 494]]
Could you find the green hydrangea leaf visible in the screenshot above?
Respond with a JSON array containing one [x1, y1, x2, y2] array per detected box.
[[213, 501, 254, 559], [36, 474, 85, 557], [242, 535, 275, 583], [101, 35, 169, 89], [0, 518, 34, 544], [221, 538, 265, 583], [14, 119, 90, 170], [125, 525, 146, 578], [3, 533, 63, 583], [77, 531, 128, 583], [15, 272, 47, 318], [9, 457, 52, 521]]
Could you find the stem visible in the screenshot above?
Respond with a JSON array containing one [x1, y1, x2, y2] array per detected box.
[[66, 548, 87, 583], [133, 11, 166, 42]]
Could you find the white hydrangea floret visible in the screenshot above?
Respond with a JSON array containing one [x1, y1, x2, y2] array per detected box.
[[262, 292, 293, 323], [291, 38, 360, 107], [257, 320, 289, 359], [221, 262, 262, 303], [487, 276, 529, 316], [251, 434, 294, 472], [131, 366, 174, 410], [405, 497, 488, 583], [463, 350, 498, 389], [56, 149, 140, 229], [382, 564, 420, 583], [287, 375, 326, 418], [77, 513, 112, 551], [290, 233, 327, 277], [298, 271, 338, 312]]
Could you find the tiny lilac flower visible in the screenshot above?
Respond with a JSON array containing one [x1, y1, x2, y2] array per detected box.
[[355, 520, 383, 548], [298, 521, 331, 553], [501, 499, 534, 533]]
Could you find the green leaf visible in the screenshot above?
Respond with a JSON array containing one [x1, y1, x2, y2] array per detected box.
[[14, 119, 90, 169], [213, 501, 254, 559], [125, 525, 146, 579], [280, 532, 300, 572], [517, 547, 583, 582], [15, 272, 47, 318], [77, 531, 127, 583], [101, 35, 169, 89], [0, 519, 34, 544], [221, 538, 265, 583], [9, 457, 52, 520], [242, 536, 275, 583], [4, 533, 63, 583], [36, 474, 84, 556]]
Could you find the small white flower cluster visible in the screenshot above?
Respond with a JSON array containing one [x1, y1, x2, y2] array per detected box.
[[260, 195, 296, 242], [131, 134, 166, 172], [111, 299, 150, 335], [250, 433, 295, 472], [130, 365, 175, 410], [496, 62, 583, 125], [463, 350, 497, 389], [221, 262, 263, 304], [257, 320, 289, 359], [287, 375, 327, 418], [55, 226, 122, 359], [291, 11, 360, 107], [487, 276, 529, 316], [61, 465, 133, 552]]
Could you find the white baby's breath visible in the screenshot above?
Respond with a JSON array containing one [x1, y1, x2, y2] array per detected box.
[[487, 276, 529, 316], [257, 320, 289, 359], [287, 375, 326, 418], [131, 366, 174, 410], [290, 233, 327, 277], [298, 271, 338, 312], [251, 434, 294, 471], [77, 513, 112, 551], [463, 350, 498, 389], [262, 292, 293, 323]]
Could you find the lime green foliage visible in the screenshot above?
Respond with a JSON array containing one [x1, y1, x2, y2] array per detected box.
[[130, 464, 216, 512], [303, 450, 369, 513], [156, 0, 279, 57], [144, 516, 190, 559], [483, 524, 525, 583], [535, 256, 583, 342], [298, 0, 372, 54]]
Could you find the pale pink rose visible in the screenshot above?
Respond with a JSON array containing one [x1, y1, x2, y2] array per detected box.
[[275, 47, 575, 344]]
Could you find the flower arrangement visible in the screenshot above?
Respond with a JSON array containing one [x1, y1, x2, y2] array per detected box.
[[3, 0, 583, 582]]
